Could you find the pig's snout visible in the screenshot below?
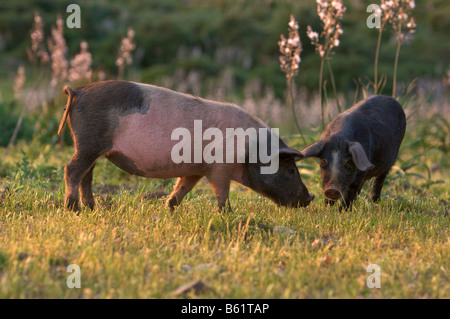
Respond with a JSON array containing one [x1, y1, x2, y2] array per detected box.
[[324, 187, 341, 201], [291, 192, 314, 208]]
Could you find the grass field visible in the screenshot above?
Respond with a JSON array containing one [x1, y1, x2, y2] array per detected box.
[[0, 127, 448, 298], [1, 0, 449, 300]]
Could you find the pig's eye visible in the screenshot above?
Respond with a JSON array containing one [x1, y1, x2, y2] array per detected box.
[[319, 159, 328, 168], [344, 160, 354, 171]]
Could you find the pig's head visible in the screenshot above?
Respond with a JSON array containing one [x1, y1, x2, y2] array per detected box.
[[301, 135, 374, 202], [242, 144, 314, 208]]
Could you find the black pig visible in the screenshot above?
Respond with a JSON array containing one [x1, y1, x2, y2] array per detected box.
[[301, 95, 406, 210]]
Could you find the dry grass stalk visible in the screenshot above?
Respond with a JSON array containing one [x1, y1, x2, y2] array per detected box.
[[13, 66, 26, 101]]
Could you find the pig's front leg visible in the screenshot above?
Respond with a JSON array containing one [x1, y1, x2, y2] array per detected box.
[[339, 192, 357, 212], [166, 175, 202, 211], [324, 198, 336, 206], [207, 168, 233, 212], [371, 172, 388, 202], [339, 180, 364, 212]]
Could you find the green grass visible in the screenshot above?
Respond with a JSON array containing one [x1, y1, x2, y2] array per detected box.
[[0, 138, 449, 299]]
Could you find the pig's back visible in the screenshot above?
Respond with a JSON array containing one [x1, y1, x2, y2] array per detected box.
[[328, 95, 405, 144], [348, 95, 406, 174], [109, 82, 267, 178], [349, 95, 406, 145], [352, 95, 405, 128], [134, 82, 266, 130]]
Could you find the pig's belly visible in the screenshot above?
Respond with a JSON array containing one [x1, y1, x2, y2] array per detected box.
[[107, 132, 205, 179]]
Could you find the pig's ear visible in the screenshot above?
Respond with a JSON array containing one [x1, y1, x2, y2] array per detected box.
[[279, 147, 304, 162], [300, 141, 324, 159], [348, 141, 374, 171]]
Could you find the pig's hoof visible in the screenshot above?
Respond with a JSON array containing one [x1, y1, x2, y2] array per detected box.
[[324, 198, 336, 206], [218, 204, 233, 214], [338, 204, 352, 212], [66, 199, 79, 212], [166, 197, 178, 212], [84, 202, 95, 210]]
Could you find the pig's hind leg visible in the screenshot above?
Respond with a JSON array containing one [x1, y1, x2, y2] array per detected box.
[[65, 151, 101, 211], [166, 175, 202, 211], [80, 163, 96, 209]]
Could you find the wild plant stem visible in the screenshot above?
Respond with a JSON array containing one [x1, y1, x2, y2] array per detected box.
[[288, 77, 306, 145], [3, 66, 45, 159], [319, 57, 325, 130], [5, 108, 25, 152], [323, 80, 331, 122], [392, 39, 402, 98], [117, 65, 124, 80], [326, 58, 341, 114], [374, 27, 383, 95]]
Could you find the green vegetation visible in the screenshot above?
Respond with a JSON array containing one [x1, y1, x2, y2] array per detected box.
[[0, 0, 449, 98], [0, 118, 448, 298], [0, 0, 449, 299]]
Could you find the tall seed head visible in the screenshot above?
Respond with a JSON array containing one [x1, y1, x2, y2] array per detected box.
[[48, 14, 68, 87], [26, 11, 49, 65], [279, 15, 302, 80], [382, 0, 416, 42], [307, 0, 345, 59], [68, 41, 93, 82]]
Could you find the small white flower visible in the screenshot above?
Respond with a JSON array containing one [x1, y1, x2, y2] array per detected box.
[[406, 17, 416, 29], [288, 15, 299, 30]]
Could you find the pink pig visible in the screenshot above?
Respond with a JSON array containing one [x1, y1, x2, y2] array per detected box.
[[58, 80, 313, 211]]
